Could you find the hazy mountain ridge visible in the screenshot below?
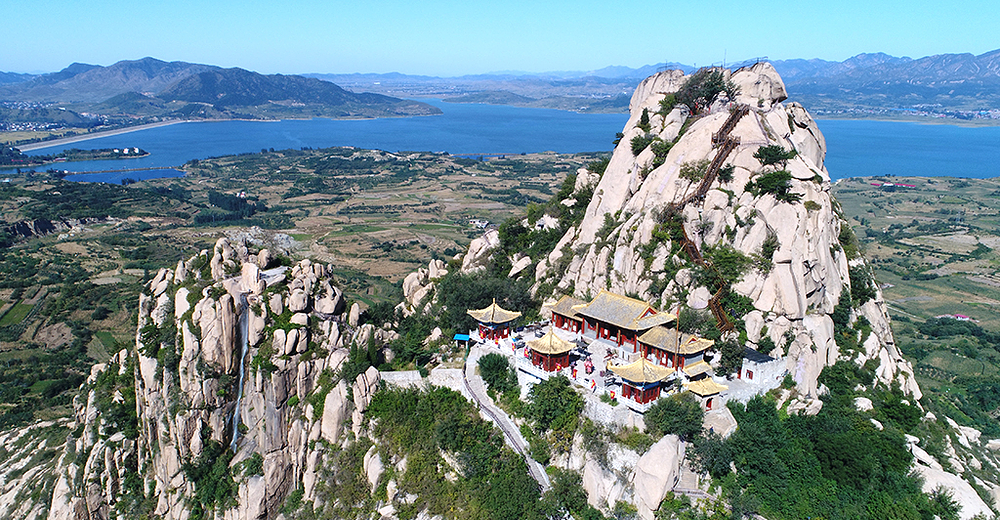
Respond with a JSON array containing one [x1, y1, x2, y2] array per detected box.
[[0, 57, 441, 128], [307, 50, 1000, 117]]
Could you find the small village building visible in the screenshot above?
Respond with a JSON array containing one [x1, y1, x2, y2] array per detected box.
[[737, 347, 784, 383], [608, 357, 675, 409], [574, 290, 675, 352], [467, 299, 521, 340], [684, 378, 728, 410], [637, 326, 714, 370], [549, 295, 586, 333], [526, 329, 575, 372]]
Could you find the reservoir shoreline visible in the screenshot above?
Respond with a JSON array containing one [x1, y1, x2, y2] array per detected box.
[[18, 120, 188, 152]]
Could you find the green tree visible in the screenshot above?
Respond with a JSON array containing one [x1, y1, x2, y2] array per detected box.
[[638, 108, 652, 132], [644, 392, 704, 440], [753, 145, 798, 168], [631, 134, 655, 156], [717, 338, 744, 376], [526, 375, 584, 432], [479, 352, 517, 394], [675, 69, 740, 113], [745, 170, 801, 203]]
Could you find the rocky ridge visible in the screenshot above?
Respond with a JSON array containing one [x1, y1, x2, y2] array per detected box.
[[37, 237, 392, 520]]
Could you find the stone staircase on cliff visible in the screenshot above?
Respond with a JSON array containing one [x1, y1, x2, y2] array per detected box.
[[663, 105, 750, 332], [661, 106, 750, 333]]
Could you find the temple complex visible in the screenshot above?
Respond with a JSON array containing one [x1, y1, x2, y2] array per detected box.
[[467, 289, 760, 415], [683, 377, 729, 410], [637, 327, 714, 373]]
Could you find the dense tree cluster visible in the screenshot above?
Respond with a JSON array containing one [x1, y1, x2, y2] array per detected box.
[[689, 362, 955, 520]]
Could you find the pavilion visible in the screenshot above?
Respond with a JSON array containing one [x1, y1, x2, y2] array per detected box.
[[526, 328, 575, 372], [467, 299, 521, 341], [608, 356, 675, 408], [573, 290, 676, 353], [684, 377, 728, 410]]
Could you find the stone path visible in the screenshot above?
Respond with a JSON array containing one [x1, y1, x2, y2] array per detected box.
[[464, 346, 551, 491]]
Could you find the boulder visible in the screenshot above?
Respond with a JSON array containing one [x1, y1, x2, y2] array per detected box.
[[320, 381, 349, 443], [632, 435, 684, 520], [582, 459, 619, 510], [352, 366, 381, 437], [284, 329, 299, 356], [731, 62, 787, 107], [257, 248, 271, 269], [508, 255, 532, 278], [174, 287, 191, 320], [240, 262, 264, 294], [269, 293, 283, 315], [314, 283, 344, 315], [363, 445, 384, 490], [913, 464, 992, 520], [173, 259, 187, 285], [348, 302, 361, 328], [461, 229, 500, 273], [288, 288, 309, 313]]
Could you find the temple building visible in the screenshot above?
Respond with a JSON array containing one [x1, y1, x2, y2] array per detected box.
[[467, 299, 521, 340], [573, 290, 676, 352], [608, 356, 675, 411], [549, 295, 586, 333], [526, 328, 575, 372], [637, 326, 714, 373], [684, 377, 728, 410]]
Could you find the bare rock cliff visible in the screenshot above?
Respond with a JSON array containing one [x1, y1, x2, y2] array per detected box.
[[45, 239, 386, 520], [532, 63, 918, 399]]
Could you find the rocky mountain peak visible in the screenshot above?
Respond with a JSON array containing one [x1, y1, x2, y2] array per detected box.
[[531, 63, 918, 400]]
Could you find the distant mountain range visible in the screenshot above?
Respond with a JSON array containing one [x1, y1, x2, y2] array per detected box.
[[2, 50, 999, 134], [306, 50, 1000, 118], [0, 58, 440, 129]]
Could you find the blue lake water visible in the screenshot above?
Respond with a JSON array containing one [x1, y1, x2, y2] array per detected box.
[[26, 100, 629, 182], [20, 100, 1000, 183], [819, 119, 1000, 180]]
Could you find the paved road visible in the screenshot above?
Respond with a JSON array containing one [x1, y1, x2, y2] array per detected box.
[[464, 346, 551, 491]]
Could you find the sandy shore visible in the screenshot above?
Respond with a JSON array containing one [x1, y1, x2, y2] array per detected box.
[[17, 120, 190, 152]]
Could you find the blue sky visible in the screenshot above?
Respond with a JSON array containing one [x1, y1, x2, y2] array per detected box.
[[4, 0, 998, 76]]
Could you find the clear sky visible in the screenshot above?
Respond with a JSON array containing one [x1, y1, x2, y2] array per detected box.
[[4, 0, 998, 76]]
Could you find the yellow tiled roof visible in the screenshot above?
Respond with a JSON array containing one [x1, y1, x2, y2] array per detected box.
[[574, 290, 675, 330], [684, 378, 728, 397], [527, 329, 575, 355], [638, 327, 714, 354], [608, 357, 675, 383], [679, 336, 714, 354], [636, 313, 677, 330], [550, 295, 586, 319], [466, 298, 521, 324], [681, 360, 712, 378]]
